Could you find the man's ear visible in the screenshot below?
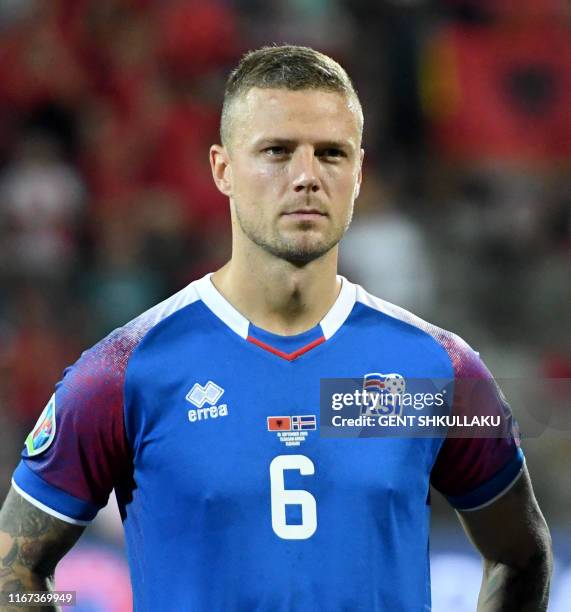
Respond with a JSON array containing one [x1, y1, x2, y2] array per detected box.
[[354, 148, 364, 200], [210, 145, 232, 197]]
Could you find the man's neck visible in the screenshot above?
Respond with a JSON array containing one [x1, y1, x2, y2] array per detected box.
[[211, 250, 341, 336]]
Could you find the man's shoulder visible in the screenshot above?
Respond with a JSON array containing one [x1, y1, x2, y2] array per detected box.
[[119, 278, 203, 346], [352, 282, 478, 374], [30, 280, 207, 451], [353, 282, 453, 341], [73, 279, 205, 380]]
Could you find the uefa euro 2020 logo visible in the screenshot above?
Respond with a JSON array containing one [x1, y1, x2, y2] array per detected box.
[[361, 373, 406, 417]]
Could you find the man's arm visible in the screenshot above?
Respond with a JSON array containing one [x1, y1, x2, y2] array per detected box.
[[0, 486, 85, 612], [457, 465, 552, 612]]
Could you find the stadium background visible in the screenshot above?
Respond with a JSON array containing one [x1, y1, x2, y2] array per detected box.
[[0, 0, 569, 609]]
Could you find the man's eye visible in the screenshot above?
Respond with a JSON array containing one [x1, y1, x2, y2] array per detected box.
[[264, 146, 288, 156], [319, 148, 345, 158]]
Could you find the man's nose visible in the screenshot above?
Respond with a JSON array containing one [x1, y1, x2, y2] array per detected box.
[[291, 148, 320, 193]]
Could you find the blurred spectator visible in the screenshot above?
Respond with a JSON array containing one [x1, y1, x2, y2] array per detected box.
[[0, 1, 88, 113], [4, 284, 81, 428], [242, 0, 355, 52], [156, 0, 240, 78], [340, 169, 436, 316], [0, 130, 84, 280], [151, 99, 229, 227], [82, 205, 164, 338]]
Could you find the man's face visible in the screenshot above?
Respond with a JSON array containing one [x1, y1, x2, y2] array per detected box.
[[216, 87, 364, 264]]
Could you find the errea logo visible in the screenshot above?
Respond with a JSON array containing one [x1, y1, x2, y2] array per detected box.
[[186, 381, 224, 407], [185, 381, 228, 423]]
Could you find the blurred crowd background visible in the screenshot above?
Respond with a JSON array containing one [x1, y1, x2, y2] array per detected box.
[[0, 0, 569, 610]]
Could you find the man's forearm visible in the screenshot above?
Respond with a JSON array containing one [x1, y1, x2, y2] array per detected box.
[[0, 568, 58, 612], [0, 488, 83, 612], [1, 528, 59, 612], [477, 548, 552, 612]]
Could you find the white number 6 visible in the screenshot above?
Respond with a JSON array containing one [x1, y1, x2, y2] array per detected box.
[[269, 455, 317, 540]]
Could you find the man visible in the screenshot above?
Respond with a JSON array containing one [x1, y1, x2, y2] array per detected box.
[[0, 45, 552, 611]]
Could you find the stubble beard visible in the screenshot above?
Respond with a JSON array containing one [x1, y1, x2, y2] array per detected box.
[[234, 201, 354, 265]]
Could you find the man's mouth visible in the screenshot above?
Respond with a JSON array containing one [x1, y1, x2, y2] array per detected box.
[[282, 209, 327, 218]]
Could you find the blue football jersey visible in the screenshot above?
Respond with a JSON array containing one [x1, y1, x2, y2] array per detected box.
[[13, 275, 524, 611]]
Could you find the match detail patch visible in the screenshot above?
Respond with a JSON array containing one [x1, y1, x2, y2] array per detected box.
[[25, 394, 57, 456]]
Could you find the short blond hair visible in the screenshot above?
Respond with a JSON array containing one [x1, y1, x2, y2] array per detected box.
[[220, 45, 363, 145]]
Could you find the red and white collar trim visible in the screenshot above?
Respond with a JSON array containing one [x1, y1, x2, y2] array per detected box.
[[194, 273, 356, 342]]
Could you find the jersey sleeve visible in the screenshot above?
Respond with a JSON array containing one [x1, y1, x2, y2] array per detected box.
[[430, 335, 525, 511], [11, 329, 134, 525]]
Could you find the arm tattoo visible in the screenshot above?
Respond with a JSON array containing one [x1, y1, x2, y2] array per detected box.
[[2, 541, 18, 569], [0, 486, 85, 604], [1, 493, 56, 539]]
